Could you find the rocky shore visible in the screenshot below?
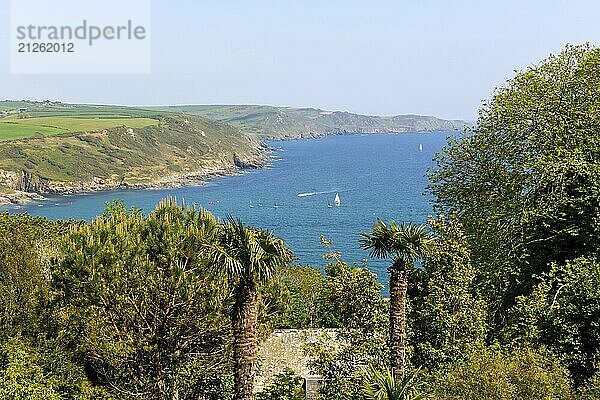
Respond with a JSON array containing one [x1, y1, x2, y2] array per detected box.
[[0, 151, 269, 206]]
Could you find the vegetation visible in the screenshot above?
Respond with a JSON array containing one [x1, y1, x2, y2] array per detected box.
[[0, 44, 599, 399], [0, 114, 260, 189], [0, 115, 158, 141], [360, 221, 433, 382], [206, 217, 294, 400]]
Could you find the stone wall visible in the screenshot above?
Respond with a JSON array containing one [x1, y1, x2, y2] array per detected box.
[[255, 329, 339, 393]]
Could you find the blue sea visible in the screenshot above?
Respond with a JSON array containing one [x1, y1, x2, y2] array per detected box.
[[3, 133, 452, 283]]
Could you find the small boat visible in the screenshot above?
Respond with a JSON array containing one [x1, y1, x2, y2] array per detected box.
[[273, 202, 280, 208], [419, 143, 423, 152], [334, 193, 341, 207], [327, 203, 333, 208], [249, 201, 254, 208]]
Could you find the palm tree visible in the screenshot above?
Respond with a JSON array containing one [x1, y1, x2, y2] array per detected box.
[[363, 366, 427, 400], [360, 220, 432, 382], [207, 216, 293, 400]]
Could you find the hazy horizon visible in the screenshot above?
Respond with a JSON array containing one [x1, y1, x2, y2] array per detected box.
[[1, 0, 599, 120]]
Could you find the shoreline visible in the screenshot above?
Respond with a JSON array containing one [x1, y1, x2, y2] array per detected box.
[[0, 149, 271, 206], [0, 130, 450, 206]]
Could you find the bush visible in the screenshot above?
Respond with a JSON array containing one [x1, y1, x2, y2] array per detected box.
[[257, 369, 304, 400], [431, 346, 574, 400]]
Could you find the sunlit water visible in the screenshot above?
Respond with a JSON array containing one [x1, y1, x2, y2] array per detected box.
[[3, 133, 453, 284]]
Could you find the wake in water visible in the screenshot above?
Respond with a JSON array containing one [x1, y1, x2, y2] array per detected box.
[[297, 189, 340, 197]]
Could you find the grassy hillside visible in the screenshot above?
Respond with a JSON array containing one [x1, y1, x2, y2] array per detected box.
[[147, 105, 468, 138], [0, 112, 262, 194], [0, 116, 158, 141]]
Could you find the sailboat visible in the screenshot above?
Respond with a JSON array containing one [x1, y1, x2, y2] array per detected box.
[[334, 193, 341, 207]]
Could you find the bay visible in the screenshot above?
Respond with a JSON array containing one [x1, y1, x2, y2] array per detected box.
[[3, 132, 453, 284]]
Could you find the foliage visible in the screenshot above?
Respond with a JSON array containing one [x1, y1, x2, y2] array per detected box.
[[272, 265, 327, 329], [53, 199, 231, 399], [410, 215, 488, 372], [319, 261, 388, 331], [502, 256, 600, 385], [0, 337, 111, 400], [306, 255, 388, 400], [256, 369, 304, 400], [0, 213, 68, 338], [428, 44, 600, 329], [206, 216, 294, 400], [431, 345, 574, 400], [362, 367, 427, 400], [579, 370, 600, 400]]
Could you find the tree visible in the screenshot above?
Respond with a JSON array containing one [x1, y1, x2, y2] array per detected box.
[[256, 369, 304, 400], [410, 215, 488, 372], [428, 44, 600, 329], [360, 220, 433, 382], [304, 253, 388, 400], [53, 199, 231, 399], [502, 256, 600, 385], [207, 217, 293, 400], [431, 346, 574, 400]]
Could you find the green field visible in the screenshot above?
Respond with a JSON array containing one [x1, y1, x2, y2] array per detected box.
[[0, 116, 159, 141]]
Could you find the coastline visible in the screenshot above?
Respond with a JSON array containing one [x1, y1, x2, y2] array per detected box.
[[0, 149, 270, 206], [0, 130, 450, 206]]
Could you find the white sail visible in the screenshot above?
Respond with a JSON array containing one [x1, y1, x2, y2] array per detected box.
[[334, 193, 341, 206]]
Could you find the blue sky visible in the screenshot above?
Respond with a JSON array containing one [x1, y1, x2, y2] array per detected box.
[[1, 0, 598, 119]]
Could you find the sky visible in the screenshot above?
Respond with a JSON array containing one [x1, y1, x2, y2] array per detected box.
[[0, 0, 598, 120]]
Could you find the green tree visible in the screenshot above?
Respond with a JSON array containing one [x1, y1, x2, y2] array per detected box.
[[503, 256, 600, 385], [410, 215, 488, 371], [207, 216, 293, 400], [53, 199, 230, 399], [0, 213, 68, 338], [431, 346, 574, 400], [0, 337, 111, 400], [306, 257, 388, 400], [256, 369, 304, 400], [360, 220, 432, 382], [428, 44, 600, 329]]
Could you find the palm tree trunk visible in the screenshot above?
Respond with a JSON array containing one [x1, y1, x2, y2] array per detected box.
[[232, 279, 259, 400], [389, 259, 408, 382]]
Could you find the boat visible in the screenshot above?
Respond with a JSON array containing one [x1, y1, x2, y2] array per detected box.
[[334, 193, 341, 207], [327, 203, 333, 208], [419, 143, 423, 152], [249, 201, 254, 208]]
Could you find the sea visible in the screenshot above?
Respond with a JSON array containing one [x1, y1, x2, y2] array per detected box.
[[2, 132, 454, 284]]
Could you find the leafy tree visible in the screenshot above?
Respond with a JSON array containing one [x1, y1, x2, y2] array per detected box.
[[256, 369, 304, 400], [53, 199, 230, 399], [360, 220, 433, 382], [503, 256, 600, 385], [0, 337, 111, 400], [207, 216, 293, 400], [0, 213, 69, 338], [319, 261, 388, 331], [428, 44, 600, 329], [410, 215, 488, 372], [272, 265, 326, 329], [431, 346, 574, 400], [306, 256, 388, 400]]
